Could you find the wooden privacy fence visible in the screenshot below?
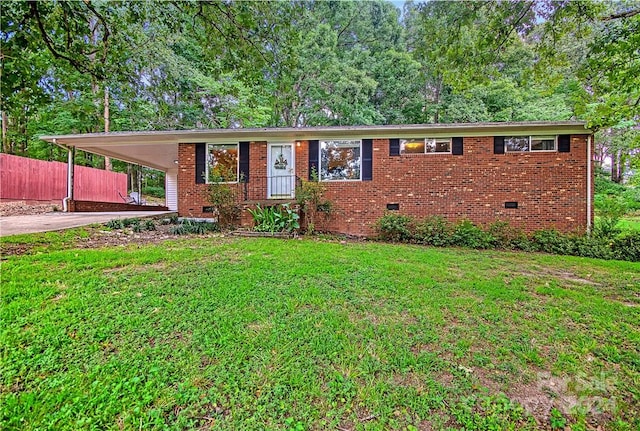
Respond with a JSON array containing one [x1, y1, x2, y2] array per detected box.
[[0, 153, 127, 203]]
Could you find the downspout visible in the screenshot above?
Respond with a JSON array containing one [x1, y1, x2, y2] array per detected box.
[[587, 135, 592, 233]]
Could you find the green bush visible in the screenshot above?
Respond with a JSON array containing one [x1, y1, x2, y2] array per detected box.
[[373, 214, 640, 262], [375, 213, 415, 242], [106, 219, 125, 229], [206, 182, 240, 229], [594, 195, 627, 238], [571, 235, 613, 260], [413, 216, 453, 246], [248, 203, 300, 233], [595, 173, 626, 195], [595, 169, 640, 212], [106, 218, 141, 229], [611, 231, 640, 262], [106, 217, 156, 233], [451, 219, 494, 249], [487, 221, 531, 250], [142, 186, 165, 198], [623, 187, 640, 211], [531, 229, 575, 255], [296, 167, 332, 234], [170, 219, 219, 235]]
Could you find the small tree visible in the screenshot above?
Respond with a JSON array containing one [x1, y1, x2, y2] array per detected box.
[[206, 174, 241, 229], [593, 195, 627, 239], [295, 168, 333, 234]]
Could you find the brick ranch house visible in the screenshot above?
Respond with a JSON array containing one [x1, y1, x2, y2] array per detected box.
[[41, 121, 593, 236]]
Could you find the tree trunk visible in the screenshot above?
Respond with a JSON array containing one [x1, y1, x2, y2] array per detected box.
[[1, 110, 7, 153], [104, 86, 112, 170], [611, 148, 623, 183], [433, 76, 442, 124]]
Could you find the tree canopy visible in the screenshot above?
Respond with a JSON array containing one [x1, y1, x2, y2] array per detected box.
[[1, 0, 638, 179]]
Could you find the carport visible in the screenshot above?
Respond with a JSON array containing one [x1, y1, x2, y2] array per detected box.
[[40, 132, 180, 212]]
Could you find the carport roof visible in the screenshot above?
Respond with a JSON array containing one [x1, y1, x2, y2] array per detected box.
[[40, 121, 590, 171]]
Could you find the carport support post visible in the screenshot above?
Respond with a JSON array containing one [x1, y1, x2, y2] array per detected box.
[[64, 146, 75, 212]]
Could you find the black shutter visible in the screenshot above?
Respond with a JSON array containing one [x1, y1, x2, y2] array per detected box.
[[362, 139, 373, 181], [494, 136, 505, 154], [390, 138, 400, 156], [308, 140, 319, 180], [239, 141, 250, 182], [195, 143, 206, 183], [452, 137, 463, 155], [558, 135, 570, 153]]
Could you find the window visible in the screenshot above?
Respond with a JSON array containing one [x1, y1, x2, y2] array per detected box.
[[320, 140, 361, 180], [505, 136, 557, 152], [206, 143, 238, 182], [400, 138, 451, 154], [531, 136, 556, 151]]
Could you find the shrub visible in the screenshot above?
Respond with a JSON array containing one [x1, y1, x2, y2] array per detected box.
[[595, 172, 625, 195], [375, 213, 415, 242], [572, 235, 613, 260], [593, 195, 627, 239], [106, 217, 157, 233], [611, 231, 640, 262], [486, 221, 530, 250], [413, 216, 453, 246], [206, 182, 240, 229], [531, 229, 575, 255], [170, 219, 219, 235], [106, 218, 141, 229], [131, 219, 143, 232], [623, 187, 640, 211], [373, 214, 640, 262], [451, 219, 494, 249], [141, 186, 165, 198], [248, 203, 300, 233], [296, 168, 332, 234], [106, 219, 125, 229]]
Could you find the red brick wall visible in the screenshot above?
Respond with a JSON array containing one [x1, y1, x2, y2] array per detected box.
[[178, 135, 593, 236], [70, 200, 168, 212], [177, 142, 268, 219]]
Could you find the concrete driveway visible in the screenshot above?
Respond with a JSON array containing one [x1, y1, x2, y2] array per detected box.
[[0, 211, 175, 237]]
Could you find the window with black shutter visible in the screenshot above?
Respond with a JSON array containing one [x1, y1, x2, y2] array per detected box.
[[494, 136, 505, 154], [195, 143, 206, 183], [452, 137, 463, 155], [362, 139, 373, 181], [239, 141, 250, 182], [558, 135, 571, 153], [308, 140, 319, 180], [389, 138, 400, 156]]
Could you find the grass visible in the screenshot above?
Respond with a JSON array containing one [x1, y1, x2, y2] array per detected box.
[[619, 215, 640, 232], [0, 226, 92, 249], [1, 237, 639, 430]]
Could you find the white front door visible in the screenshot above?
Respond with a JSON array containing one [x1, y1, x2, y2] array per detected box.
[[267, 143, 295, 198]]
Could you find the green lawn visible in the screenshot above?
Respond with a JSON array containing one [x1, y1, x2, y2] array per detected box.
[[619, 215, 640, 232], [2, 237, 639, 430]]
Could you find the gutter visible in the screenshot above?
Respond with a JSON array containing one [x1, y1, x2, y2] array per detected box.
[[587, 135, 592, 233]]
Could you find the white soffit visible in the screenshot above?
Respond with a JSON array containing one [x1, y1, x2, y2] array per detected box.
[[41, 121, 590, 171]]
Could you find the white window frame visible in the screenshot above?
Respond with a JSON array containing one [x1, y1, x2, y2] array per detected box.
[[505, 135, 557, 153], [400, 137, 452, 154], [319, 139, 362, 182], [205, 142, 240, 184]]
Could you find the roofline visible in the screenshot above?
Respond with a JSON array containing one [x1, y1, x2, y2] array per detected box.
[[40, 121, 591, 144]]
